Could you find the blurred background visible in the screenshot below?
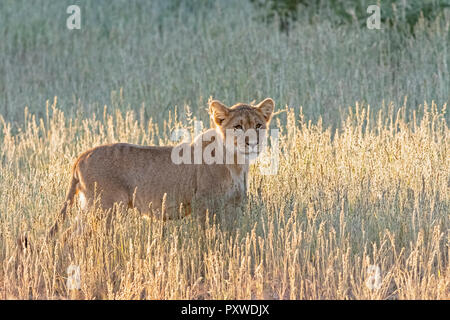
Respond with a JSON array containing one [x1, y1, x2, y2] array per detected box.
[[0, 0, 449, 126]]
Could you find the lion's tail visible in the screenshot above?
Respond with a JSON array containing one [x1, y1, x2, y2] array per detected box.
[[47, 168, 80, 238]]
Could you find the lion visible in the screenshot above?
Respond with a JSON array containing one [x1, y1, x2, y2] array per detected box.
[[48, 98, 274, 236]]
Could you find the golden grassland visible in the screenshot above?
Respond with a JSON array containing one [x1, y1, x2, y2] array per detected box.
[[0, 99, 448, 299]]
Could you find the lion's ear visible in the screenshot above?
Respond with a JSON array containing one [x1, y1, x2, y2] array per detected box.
[[256, 98, 274, 122], [209, 100, 229, 126]]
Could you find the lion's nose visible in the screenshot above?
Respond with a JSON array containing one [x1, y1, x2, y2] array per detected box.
[[245, 136, 258, 147], [245, 137, 256, 146]]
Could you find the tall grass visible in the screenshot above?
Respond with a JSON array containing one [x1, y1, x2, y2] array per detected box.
[[0, 100, 448, 299], [0, 0, 449, 126], [0, 0, 448, 300]]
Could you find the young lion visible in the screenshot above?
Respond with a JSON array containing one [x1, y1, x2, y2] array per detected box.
[[48, 98, 274, 236]]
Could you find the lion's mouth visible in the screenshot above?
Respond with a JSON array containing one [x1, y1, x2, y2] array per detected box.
[[238, 145, 260, 155]]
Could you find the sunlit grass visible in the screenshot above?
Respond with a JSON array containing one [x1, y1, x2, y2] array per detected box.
[[0, 100, 448, 299]]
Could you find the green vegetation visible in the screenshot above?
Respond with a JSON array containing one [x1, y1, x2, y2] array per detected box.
[[0, 0, 448, 126], [251, 0, 450, 32]]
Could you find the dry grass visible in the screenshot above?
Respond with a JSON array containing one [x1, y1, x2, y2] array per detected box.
[[0, 98, 448, 299]]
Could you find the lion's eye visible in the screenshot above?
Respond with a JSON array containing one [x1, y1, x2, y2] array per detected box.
[[234, 125, 243, 130], [256, 124, 262, 129]]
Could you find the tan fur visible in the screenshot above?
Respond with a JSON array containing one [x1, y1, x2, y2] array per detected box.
[[48, 98, 274, 236]]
